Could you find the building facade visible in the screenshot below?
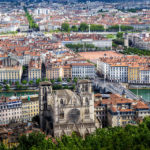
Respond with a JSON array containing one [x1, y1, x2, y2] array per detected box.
[[46, 65, 64, 80], [28, 59, 41, 82], [0, 96, 22, 125], [72, 63, 95, 79], [0, 57, 23, 82], [39, 80, 99, 137], [22, 97, 39, 122], [94, 93, 150, 127]]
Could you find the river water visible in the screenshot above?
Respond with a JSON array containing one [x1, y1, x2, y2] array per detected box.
[[0, 89, 150, 102], [0, 91, 38, 97], [130, 89, 150, 102]]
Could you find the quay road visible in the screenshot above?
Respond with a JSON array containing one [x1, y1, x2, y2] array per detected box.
[[93, 77, 139, 100], [70, 32, 117, 35]]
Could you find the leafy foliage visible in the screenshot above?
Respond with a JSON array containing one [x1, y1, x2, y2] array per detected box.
[[107, 25, 133, 32], [24, 7, 39, 30], [3, 117, 150, 150], [61, 23, 70, 32], [5, 84, 10, 91], [121, 47, 150, 56]]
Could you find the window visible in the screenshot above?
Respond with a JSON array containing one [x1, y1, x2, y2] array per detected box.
[[59, 111, 64, 119], [60, 99, 63, 105], [85, 98, 89, 106]]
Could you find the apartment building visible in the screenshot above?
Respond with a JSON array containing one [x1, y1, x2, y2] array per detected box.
[[94, 93, 150, 127], [22, 97, 39, 122], [0, 96, 22, 125], [94, 93, 107, 127], [140, 68, 150, 84], [128, 66, 140, 83], [0, 66, 23, 83], [97, 55, 150, 84], [46, 64, 64, 80], [0, 57, 23, 82], [71, 63, 95, 78], [63, 65, 72, 79], [28, 59, 42, 82], [109, 64, 128, 83]]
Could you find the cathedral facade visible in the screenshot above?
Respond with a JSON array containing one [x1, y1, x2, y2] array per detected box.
[[39, 80, 98, 137]]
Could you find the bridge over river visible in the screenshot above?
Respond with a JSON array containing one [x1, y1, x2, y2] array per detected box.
[[93, 79, 139, 100]]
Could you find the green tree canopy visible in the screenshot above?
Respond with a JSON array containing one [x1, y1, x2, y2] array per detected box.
[[22, 80, 27, 85], [6, 117, 150, 150], [117, 32, 123, 38], [29, 80, 33, 85], [79, 23, 89, 32], [71, 25, 78, 32], [36, 79, 41, 85], [61, 23, 70, 32], [5, 84, 10, 91]]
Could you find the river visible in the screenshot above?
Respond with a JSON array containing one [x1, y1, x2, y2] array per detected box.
[[0, 89, 150, 102], [0, 91, 38, 97], [130, 89, 150, 102]]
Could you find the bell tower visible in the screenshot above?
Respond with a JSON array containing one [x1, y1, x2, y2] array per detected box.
[[39, 81, 52, 130], [77, 79, 92, 93]]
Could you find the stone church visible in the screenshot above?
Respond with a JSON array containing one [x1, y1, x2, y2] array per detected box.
[[39, 80, 99, 137]]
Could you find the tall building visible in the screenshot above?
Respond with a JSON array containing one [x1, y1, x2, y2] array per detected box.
[[63, 65, 72, 79], [0, 96, 22, 125], [39, 80, 99, 137], [94, 93, 150, 127], [71, 63, 95, 79], [22, 97, 39, 122], [0, 56, 23, 83], [28, 59, 41, 82], [46, 64, 64, 80]]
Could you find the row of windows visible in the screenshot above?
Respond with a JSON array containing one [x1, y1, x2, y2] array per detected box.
[[0, 104, 21, 110]]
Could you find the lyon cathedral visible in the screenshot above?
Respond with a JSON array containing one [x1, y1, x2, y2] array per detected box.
[[39, 80, 99, 137]]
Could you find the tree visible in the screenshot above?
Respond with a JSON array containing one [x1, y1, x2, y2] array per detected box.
[[24, 8, 39, 30], [0, 86, 2, 90], [71, 25, 78, 32], [53, 84, 62, 90], [90, 24, 104, 32], [36, 79, 41, 85], [29, 80, 33, 85], [15, 81, 19, 85], [57, 77, 62, 82], [61, 23, 70, 32], [3, 80, 7, 84], [9, 81, 12, 85], [73, 77, 78, 83], [2, 116, 150, 149], [16, 84, 22, 90], [0, 143, 7, 150], [5, 84, 10, 91], [50, 79, 55, 84], [117, 32, 123, 39], [67, 78, 71, 82], [79, 23, 88, 32], [22, 80, 27, 85], [42, 77, 48, 81]]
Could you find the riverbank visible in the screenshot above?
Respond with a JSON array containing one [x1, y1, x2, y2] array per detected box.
[[129, 84, 150, 89], [0, 90, 38, 97]]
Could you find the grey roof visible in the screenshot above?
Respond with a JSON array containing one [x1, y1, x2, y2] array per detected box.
[[77, 79, 92, 84], [39, 81, 52, 86], [56, 89, 80, 104]]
